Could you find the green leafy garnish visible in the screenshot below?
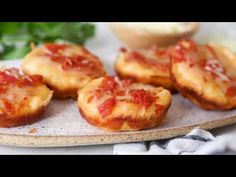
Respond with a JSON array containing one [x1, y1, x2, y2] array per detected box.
[[0, 22, 96, 60]]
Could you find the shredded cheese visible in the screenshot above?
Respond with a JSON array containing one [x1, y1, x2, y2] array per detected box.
[[204, 60, 230, 82]]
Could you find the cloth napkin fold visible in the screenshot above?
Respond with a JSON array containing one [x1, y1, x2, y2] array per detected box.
[[113, 128, 236, 155]]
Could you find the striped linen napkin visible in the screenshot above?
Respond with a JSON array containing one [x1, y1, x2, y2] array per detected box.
[[113, 129, 236, 155]]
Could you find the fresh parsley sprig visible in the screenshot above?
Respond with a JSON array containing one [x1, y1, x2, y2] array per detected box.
[[0, 22, 95, 60]]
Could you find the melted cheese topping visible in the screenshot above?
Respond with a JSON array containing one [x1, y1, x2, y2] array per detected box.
[[204, 59, 230, 82], [115, 47, 174, 89], [21, 45, 107, 93], [0, 84, 52, 117], [171, 40, 236, 107], [117, 48, 170, 77], [78, 77, 171, 120]]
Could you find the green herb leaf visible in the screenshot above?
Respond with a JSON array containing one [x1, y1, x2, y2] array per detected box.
[[0, 22, 96, 60], [0, 43, 31, 60]]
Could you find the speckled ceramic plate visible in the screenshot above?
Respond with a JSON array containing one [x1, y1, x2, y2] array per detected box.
[[1, 90, 236, 147], [1, 23, 236, 147], [1, 61, 236, 147]]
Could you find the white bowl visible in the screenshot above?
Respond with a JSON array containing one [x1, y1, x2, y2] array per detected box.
[[109, 22, 200, 49]]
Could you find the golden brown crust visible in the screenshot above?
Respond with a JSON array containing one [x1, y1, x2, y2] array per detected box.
[[22, 69, 78, 99], [21, 43, 107, 99], [170, 70, 231, 110], [116, 66, 176, 93], [0, 68, 53, 127], [0, 106, 47, 128], [115, 48, 176, 92], [0, 89, 53, 127], [77, 76, 172, 131], [170, 40, 236, 110], [78, 107, 169, 132]]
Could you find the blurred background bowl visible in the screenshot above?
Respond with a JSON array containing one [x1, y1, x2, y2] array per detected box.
[[109, 22, 200, 49]]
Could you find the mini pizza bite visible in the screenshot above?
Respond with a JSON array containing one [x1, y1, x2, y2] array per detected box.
[[170, 39, 236, 110], [77, 76, 171, 131], [21, 43, 107, 99], [0, 68, 53, 127], [115, 47, 175, 92]]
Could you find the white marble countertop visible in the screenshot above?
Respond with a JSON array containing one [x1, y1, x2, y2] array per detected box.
[[1, 22, 236, 154]]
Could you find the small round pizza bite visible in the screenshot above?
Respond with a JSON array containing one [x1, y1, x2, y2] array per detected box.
[[115, 47, 175, 92], [21, 43, 107, 99], [0, 68, 53, 127], [170, 39, 236, 110], [77, 76, 172, 131]]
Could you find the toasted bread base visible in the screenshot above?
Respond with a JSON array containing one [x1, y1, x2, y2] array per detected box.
[[23, 68, 84, 99], [21, 45, 107, 99], [0, 106, 47, 128], [170, 71, 232, 110], [0, 85, 53, 128], [170, 42, 236, 110], [116, 68, 176, 93], [115, 55, 176, 92], [78, 105, 170, 132], [77, 77, 172, 131]]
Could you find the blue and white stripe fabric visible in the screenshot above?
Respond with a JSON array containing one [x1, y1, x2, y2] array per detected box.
[[113, 129, 236, 155]]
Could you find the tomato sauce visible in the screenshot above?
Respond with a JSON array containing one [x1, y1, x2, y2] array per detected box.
[[226, 86, 236, 97], [45, 43, 67, 54], [0, 68, 43, 115], [19, 75, 43, 87], [98, 97, 116, 117], [0, 71, 18, 84], [45, 44, 102, 74], [122, 79, 133, 87], [128, 51, 170, 72], [1, 99, 15, 114], [0, 86, 7, 94], [89, 77, 132, 104], [0, 68, 43, 91], [101, 76, 119, 91], [171, 40, 197, 63], [93, 77, 158, 116], [130, 89, 155, 109], [171, 49, 186, 63]]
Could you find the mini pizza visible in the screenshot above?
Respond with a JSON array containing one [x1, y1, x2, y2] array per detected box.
[[115, 47, 175, 92], [21, 43, 107, 99], [170, 39, 236, 110], [0, 68, 53, 127], [77, 76, 172, 131]]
